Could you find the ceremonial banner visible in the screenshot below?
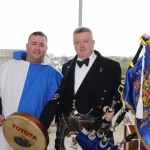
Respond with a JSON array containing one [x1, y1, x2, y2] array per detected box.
[[123, 44, 150, 149]]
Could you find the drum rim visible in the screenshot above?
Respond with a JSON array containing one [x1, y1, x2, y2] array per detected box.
[[10, 112, 49, 144], [3, 112, 49, 149]]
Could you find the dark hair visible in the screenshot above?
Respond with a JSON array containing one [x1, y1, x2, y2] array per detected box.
[[73, 26, 93, 38], [28, 31, 47, 42]]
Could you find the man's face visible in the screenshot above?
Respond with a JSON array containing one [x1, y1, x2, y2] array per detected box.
[[26, 35, 48, 63], [73, 32, 95, 59]]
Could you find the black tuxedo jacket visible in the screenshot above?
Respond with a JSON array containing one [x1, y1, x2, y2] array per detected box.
[[59, 50, 122, 117]]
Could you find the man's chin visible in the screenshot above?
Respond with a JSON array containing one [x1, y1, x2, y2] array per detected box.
[[32, 57, 43, 64]]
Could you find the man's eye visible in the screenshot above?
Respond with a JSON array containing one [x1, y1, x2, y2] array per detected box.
[[75, 42, 79, 44], [40, 44, 45, 47], [32, 43, 36, 45]]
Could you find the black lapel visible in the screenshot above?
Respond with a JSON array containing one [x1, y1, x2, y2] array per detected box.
[[60, 55, 77, 95], [63, 55, 77, 81]]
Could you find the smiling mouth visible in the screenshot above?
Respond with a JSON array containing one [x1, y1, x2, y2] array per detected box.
[[80, 49, 85, 51], [33, 51, 40, 54]]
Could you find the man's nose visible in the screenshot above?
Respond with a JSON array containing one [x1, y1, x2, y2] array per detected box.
[[35, 44, 40, 49], [80, 41, 84, 47]]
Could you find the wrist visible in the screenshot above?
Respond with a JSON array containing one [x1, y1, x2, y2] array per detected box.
[[0, 114, 4, 126]]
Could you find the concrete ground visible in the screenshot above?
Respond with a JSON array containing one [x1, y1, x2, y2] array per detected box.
[[47, 124, 57, 150]]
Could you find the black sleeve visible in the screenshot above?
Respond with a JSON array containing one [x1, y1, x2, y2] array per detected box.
[[0, 98, 2, 115], [39, 100, 58, 130]]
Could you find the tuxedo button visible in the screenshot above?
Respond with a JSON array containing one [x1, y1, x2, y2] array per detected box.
[[101, 97, 104, 101], [98, 105, 102, 108]]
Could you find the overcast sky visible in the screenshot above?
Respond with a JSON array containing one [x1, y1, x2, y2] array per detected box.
[[0, 0, 150, 57]]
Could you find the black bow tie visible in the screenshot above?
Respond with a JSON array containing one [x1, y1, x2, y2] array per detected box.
[[76, 58, 89, 68]]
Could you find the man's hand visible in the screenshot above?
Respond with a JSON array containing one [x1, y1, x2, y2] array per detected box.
[[0, 115, 4, 126], [103, 106, 114, 121]]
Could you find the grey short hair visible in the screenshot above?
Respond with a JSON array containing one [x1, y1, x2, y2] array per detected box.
[[73, 26, 93, 39]]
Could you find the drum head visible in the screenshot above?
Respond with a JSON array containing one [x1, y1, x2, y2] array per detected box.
[[3, 112, 49, 150]]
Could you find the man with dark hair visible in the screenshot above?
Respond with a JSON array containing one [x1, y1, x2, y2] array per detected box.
[[0, 31, 62, 150]]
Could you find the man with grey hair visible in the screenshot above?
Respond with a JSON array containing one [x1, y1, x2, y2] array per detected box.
[[55, 26, 122, 149]]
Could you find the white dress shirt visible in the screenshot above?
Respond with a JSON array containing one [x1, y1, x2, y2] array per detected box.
[[74, 51, 97, 94]]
